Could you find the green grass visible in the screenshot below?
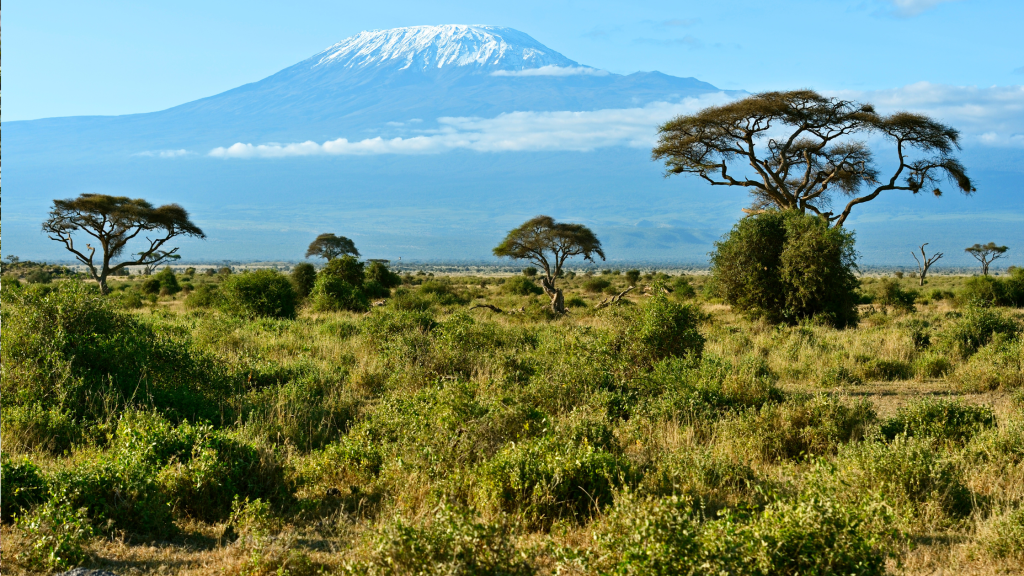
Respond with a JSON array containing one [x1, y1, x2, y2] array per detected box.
[[1, 272, 1023, 575]]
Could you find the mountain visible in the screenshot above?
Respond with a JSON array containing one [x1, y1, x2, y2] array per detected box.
[[5, 26, 1020, 266]]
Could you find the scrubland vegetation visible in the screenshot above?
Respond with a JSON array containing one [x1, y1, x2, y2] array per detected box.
[[2, 261, 1023, 575]]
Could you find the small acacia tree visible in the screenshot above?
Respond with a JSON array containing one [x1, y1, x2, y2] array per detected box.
[[306, 233, 359, 261], [42, 194, 205, 294], [965, 242, 1008, 276], [493, 215, 605, 313], [653, 90, 974, 227]]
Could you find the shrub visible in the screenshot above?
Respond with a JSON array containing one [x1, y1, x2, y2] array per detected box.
[[184, 283, 221, 309], [478, 436, 632, 527], [915, 352, 953, 379], [940, 303, 1020, 357], [364, 261, 402, 290], [25, 269, 52, 284], [0, 403, 81, 454], [309, 274, 369, 312], [503, 276, 544, 296], [321, 255, 365, 285], [389, 283, 466, 312], [951, 337, 1024, 392], [220, 269, 298, 319], [859, 358, 913, 381], [592, 493, 700, 575], [620, 292, 705, 367], [349, 505, 535, 576], [982, 506, 1024, 560], [870, 278, 918, 313], [565, 295, 588, 308], [15, 497, 93, 571], [290, 262, 317, 298], [726, 394, 877, 460], [1, 281, 230, 426], [583, 277, 611, 293], [1, 457, 48, 522], [837, 437, 973, 520], [625, 269, 641, 285], [710, 210, 859, 327], [819, 365, 863, 387], [881, 397, 996, 444], [522, 266, 538, 277], [671, 276, 696, 299], [959, 275, 1008, 307]]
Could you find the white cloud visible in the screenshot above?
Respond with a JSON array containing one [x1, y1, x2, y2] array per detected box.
[[490, 65, 610, 77], [208, 93, 737, 159], [826, 82, 1024, 147], [134, 149, 191, 158], [886, 0, 964, 16]]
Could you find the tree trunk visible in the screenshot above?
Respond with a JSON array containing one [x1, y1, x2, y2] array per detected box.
[[549, 289, 565, 314], [98, 273, 110, 295]]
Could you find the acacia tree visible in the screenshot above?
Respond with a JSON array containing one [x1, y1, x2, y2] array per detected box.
[[652, 90, 974, 227], [911, 243, 943, 286], [965, 242, 1008, 276], [493, 215, 605, 313], [306, 233, 359, 261], [42, 194, 205, 294]]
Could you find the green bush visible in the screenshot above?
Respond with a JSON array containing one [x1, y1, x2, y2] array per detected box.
[[1, 457, 48, 522], [859, 358, 913, 381], [350, 505, 535, 576], [290, 262, 317, 299], [502, 276, 544, 296], [625, 269, 641, 285], [940, 303, 1020, 357], [880, 397, 996, 444], [565, 295, 588, 308], [220, 269, 298, 319], [321, 255, 365, 285], [1, 281, 230, 427], [952, 337, 1024, 392], [592, 493, 700, 575], [184, 283, 221, 309], [309, 274, 370, 312], [671, 276, 696, 299], [710, 210, 859, 327], [982, 506, 1024, 560], [26, 269, 52, 284], [389, 283, 466, 311], [478, 435, 632, 528], [0, 403, 81, 454], [364, 261, 402, 290], [870, 278, 918, 313], [620, 292, 705, 367], [819, 365, 863, 387], [915, 352, 952, 379], [15, 496, 93, 571], [959, 275, 1009, 307], [522, 266, 538, 277], [583, 277, 611, 293]]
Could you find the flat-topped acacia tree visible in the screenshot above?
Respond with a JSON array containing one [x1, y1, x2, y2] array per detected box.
[[965, 242, 1008, 276], [43, 194, 205, 294], [493, 215, 605, 313], [652, 90, 975, 227], [306, 233, 359, 261]]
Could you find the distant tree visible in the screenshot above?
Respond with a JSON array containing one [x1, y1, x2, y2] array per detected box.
[[965, 242, 1008, 276], [42, 193, 205, 294], [493, 215, 605, 313], [306, 233, 359, 261], [653, 90, 974, 228], [625, 269, 641, 286], [911, 243, 943, 286]]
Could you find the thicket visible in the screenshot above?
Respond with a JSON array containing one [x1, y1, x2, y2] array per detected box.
[[710, 210, 860, 327]]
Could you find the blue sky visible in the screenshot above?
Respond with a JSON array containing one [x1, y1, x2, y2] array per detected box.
[[6, 0, 1023, 121]]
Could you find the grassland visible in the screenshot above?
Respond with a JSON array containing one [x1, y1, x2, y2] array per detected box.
[[2, 269, 1023, 575]]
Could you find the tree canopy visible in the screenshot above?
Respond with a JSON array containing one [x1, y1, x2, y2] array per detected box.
[[305, 233, 359, 261], [965, 242, 1009, 276], [652, 90, 974, 227], [42, 194, 205, 294], [493, 215, 604, 313]]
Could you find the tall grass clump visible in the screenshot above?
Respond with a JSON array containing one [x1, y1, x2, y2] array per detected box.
[[880, 397, 996, 444]]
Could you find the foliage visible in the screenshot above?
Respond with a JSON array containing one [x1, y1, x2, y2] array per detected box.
[[42, 193, 205, 294], [869, 278, 918, 313], [880, 397, 996, 444], [1, 457, 49, 523], [1, 281, 230, 429], [364, 261, 402, 290], [653, 90, 974, 227], [583, 277, 611, 293], [347, 505, 535, 576], [711, 210, 860, 327], [220, 269, 298, 319], [141, 266, 181, 295], [15, 497, 93, 571], [184, 283, 221, 309], [939, 302, 1020, 357], [290, 262, 317, 299], [309, 274, 370, 313], [321, 255, 366, 285], [502, 276, 544, 296], [306, 233, 359, 261], [619, 292, 705, 367]]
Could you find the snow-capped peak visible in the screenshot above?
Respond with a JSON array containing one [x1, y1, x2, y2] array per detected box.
[[310, 25, 582, 73]]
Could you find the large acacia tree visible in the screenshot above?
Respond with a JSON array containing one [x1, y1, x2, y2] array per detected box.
[[43, 194, 205, 294], [652, 90, 974, 227], [493, 215, 605, 313], [306, 233, 359, 261]]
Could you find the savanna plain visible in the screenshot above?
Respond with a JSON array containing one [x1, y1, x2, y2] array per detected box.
[[3, 264, 1024, 575]]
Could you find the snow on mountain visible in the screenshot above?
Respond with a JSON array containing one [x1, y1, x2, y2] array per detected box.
[[308, 25, 581, 73]]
